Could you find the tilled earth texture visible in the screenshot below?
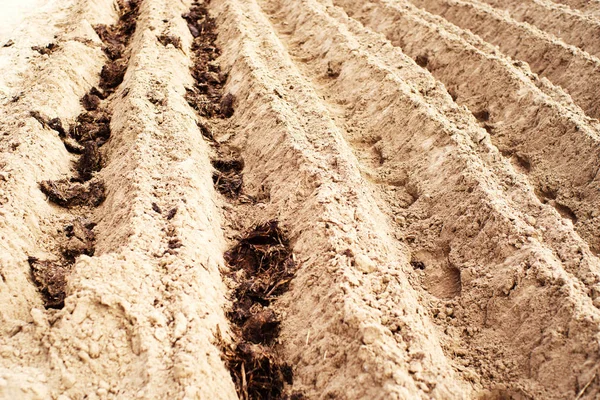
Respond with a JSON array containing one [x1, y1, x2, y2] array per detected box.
[[1, 0, 600, 399]]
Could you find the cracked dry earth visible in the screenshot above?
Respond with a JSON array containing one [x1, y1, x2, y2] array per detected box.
[[1, 0, 600, 398]]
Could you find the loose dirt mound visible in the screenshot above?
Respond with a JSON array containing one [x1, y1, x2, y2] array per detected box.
[[1, 0, 599, 399]]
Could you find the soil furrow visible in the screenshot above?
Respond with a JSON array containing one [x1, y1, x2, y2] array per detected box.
[[27, 0, 143, 310], [2, 0, 600, 398], [477, 0, 600, 58], [41, 0, 239, 397], [1, 0, 238, 398], [0, 0, 117, 395], [408, 0, 600, 121], [333, 0, 600, 268], [222, 221, 300, 399], [213, 0, 471, 397], [258, 0, 600, 397], [182, 2, 299, 398]]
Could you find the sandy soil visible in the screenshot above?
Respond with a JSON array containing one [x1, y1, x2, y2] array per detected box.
[[0, 0, 599, 399], [0, 0, 54, 43]]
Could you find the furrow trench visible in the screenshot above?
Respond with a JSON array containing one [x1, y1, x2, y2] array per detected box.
[[409, 0, 600, 121]]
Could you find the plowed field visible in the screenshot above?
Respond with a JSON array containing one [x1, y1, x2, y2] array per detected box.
[[1, 0, 599, 399]]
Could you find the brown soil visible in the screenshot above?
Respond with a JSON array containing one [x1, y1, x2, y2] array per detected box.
[[39, 178, 106, 208], [31, 43, 59, 55], [157, 34, 182, 49], [212, 154, 244, 198], [27, 257, 69, 309], [69, 111, 111, 144], [1, 0, 600, 399]]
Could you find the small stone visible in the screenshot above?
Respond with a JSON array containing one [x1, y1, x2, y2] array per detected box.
[[31, 308, 48, 327], [409, 361, 422, 374], [355, 254, 378, 273], [62, 372, 76, 389], [78, 350, 90, 362], [361, 323, 384, 345], [173, 313, 188, 340], [89, 342, 100, 359]]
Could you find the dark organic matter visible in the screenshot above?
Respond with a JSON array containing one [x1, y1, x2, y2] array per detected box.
[[81, 92, 102, 111], [222, 221, 299, 399], [157, 34, 182, 49], [40, 178, 106, 208], [69, 111, 111, 143], [77, 141, 102, 181], [219, 93, 235, 118], [212, 154, 244, 198], [99, 60, 127, 90], [167, 207, 178, 220], [61, 218, 96, 260], [32, 43, 58, 55], [28, 257, 69, 309], [94, 0, 141, 60], [221, 342, 293, 400], [184, 1, 234, 118]]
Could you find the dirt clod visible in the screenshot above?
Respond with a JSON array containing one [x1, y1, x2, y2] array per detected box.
[[415, 54, 429, 68], [241, 308, 280, 344], [157, 34, 182, 49], [411, 260, 426, 270], [81, 92, 102, 111], [48, 117, 66, 137], [473, 109, 491, 122], [327, 61, 341, 78], [166, 207, 178, 220], [100, 59, 127, 90], [222, 221, 297, 399], [40, 177, 106, 208], [219, 93, 235, 118], [32, 43, 58, 55], [61, 218, 96, 260], [77, 141, 102, 181], [212, 154, 244, 198], [28, 257, 68, 309], [168, 238, 182, 249]]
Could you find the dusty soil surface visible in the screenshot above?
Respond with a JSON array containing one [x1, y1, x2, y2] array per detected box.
[[1, 0, 600, 399]]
